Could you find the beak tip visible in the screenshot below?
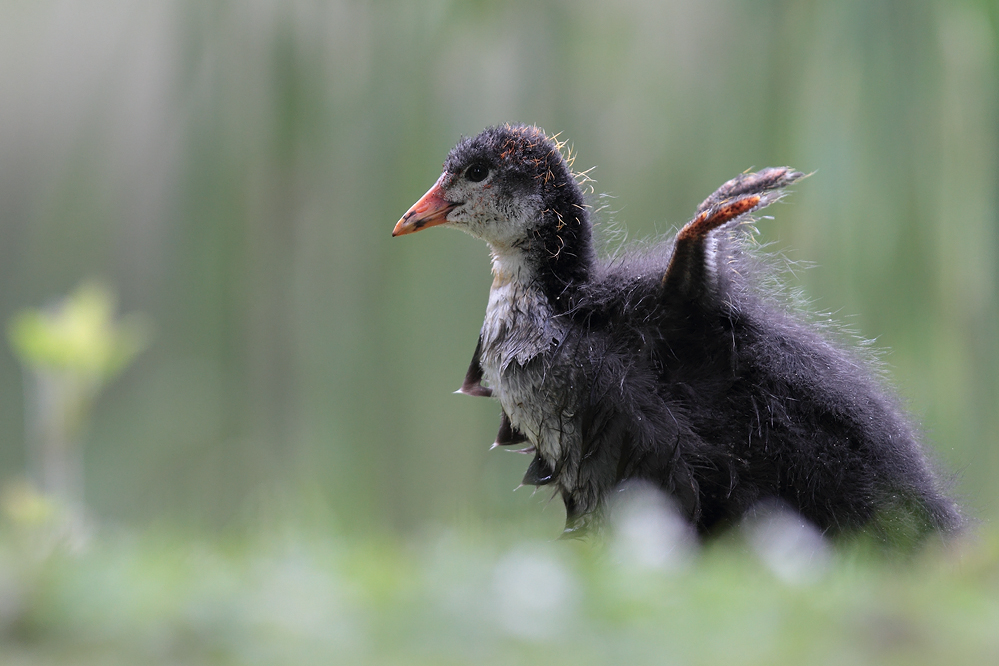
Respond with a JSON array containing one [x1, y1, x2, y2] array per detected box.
[[393, 176, 452, 238]]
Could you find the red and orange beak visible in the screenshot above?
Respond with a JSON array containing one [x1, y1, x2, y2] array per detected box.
[[392, 175, 459, 237]]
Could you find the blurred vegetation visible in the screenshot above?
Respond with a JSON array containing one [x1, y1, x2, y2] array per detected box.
[[0, 0, 997, 660], [0, 510, 998, 665], [8, 282, 148, 383], [7, 282, 149, 530]]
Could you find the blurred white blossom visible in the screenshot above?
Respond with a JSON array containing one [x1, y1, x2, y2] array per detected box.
[[743, 503, 831, 585], [491, 543, 577, 641], [610, 481, 697, 572]]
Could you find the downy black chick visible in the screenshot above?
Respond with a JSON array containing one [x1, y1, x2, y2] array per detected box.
[[393, 124, 961, 543]]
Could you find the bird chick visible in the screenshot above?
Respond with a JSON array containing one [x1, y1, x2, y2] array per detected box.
[[394, 124, 961, 544]]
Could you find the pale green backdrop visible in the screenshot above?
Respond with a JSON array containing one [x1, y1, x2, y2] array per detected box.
[[0, 0, 995, 533]]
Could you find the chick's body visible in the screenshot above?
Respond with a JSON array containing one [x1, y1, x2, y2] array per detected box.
[[394, 124, 961, 541]]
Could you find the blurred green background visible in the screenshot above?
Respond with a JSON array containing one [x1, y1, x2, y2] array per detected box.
[[0, 0, 996, 534], [1, 1, 999, 664]]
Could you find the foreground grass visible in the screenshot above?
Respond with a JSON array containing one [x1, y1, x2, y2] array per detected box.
[[0, 506, 996, 666]]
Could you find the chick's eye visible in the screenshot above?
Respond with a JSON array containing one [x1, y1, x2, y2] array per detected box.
[[465, 163, 489, 183]]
